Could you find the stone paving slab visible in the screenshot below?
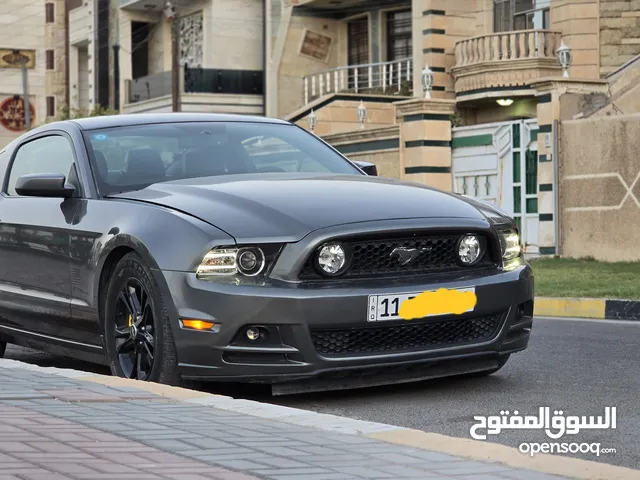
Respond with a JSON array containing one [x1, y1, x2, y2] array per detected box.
[[0, 364, 574, 480], [0, 360, 636, 480]]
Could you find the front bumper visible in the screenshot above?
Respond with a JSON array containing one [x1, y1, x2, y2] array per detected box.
[[157, 259, 534, 390]]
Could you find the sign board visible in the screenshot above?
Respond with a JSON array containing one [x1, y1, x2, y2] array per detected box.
[[299, 30, 333, 63], [0, 49, 36, 69], [0, 96, 36, 132]]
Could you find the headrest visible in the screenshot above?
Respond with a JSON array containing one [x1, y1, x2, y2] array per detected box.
[[123, 148, 165, 184], [92, 150, 108, 181]]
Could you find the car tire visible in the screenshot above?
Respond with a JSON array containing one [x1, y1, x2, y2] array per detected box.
[[0, 341, 5, 358], [102, 252, 182, 386], [466, 354, 511, 378]]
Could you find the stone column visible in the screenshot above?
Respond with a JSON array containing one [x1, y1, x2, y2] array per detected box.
[[528, 77, 609, 256], [68, 46, 79, 112], [395, 98, 455, 191], [412, 0, 477, 99]]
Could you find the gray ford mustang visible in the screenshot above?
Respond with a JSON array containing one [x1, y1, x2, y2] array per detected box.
[[0, 113, 533, 394]]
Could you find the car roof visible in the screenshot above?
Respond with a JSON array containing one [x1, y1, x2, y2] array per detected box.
[[66, 112, 291, 131]]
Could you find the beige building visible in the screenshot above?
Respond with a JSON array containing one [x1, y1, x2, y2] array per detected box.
[[263, 0, 640, 258], [0, 0, 68, 147], [118, 0, 265, 115]]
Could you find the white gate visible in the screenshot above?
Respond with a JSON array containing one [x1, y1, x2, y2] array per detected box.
[[452, 119, 539, 253]]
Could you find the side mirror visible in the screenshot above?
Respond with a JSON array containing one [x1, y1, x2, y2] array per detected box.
[[353, 160, 378, 176], [14, 173, 76, 198]]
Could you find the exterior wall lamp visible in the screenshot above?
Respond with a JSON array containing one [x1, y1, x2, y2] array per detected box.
[[357, 100, 367, 129], [421, 65, 434, 99], [557, 41, 572, 78], [307, 109, 317, 131]]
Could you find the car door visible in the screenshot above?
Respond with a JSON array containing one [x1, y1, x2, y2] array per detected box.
[[0, 132, 84, 347]]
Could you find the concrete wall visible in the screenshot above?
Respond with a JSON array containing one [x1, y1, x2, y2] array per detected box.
[[292, 97, 398, 136], [321, 126, 402, 179], [559, 113, 640, 261], [44, 0, 67, 119], [277, 14, 345, 118], [414, 0, 478, 99], [121, 93, 263, 115], [591, 56, 640, 117], [552, 0, 599, 79], [599, 0, 640, 77], [69, 2, 91, 114]]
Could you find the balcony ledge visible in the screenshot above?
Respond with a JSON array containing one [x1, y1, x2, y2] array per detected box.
[[452, 30, 564, 101]]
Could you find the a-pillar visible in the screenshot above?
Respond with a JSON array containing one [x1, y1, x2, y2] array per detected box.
[[529, 77, 609, 256], [395, 98, 455, 191]]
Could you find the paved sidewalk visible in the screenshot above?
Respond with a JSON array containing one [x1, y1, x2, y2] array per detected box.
[[0, 362, 618, 480]]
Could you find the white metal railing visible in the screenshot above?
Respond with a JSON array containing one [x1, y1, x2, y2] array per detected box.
[[302, 58, 413, 105], [454, 30, 561, 66]]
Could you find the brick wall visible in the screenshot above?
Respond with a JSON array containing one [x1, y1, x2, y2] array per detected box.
[[600, 0, 640, 77]]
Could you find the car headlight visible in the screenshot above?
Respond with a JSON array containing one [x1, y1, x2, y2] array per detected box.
[[315, 241, 349, 276], [457, 234, 483, 265], [196, 244, 281, 279], [498, 229, 521, 261]]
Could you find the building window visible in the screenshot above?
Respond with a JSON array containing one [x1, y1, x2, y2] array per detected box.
[[386, 10, 412, 62], [347, 16, 369, 90], [46, 50, 55, 70], [46, 96, 56, 117], [494, 0, 550, 32], [45, 3, 55, 23]]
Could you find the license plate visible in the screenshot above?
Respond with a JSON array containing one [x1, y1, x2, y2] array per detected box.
[[367, 287, 476, 322]]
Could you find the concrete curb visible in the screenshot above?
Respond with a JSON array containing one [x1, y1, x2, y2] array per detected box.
[[0, 358, 638, 480], [534, 297, 640, 321]]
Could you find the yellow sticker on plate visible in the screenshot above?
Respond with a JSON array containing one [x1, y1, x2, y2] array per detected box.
[[399, 288, 478, 320]]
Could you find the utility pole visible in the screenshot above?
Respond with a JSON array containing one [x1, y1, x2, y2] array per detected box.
[[168, 2, 180, 112], [20, 59, 31, 130]]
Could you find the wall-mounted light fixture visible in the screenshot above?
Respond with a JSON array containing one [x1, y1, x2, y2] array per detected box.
[[496, 98, 514, 107], [307, 109, 317, 131], [357, 100, 367, 129], [557, 41, 572, 78], [421, 66, 434, 99]]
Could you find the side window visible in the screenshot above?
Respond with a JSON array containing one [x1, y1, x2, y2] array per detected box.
[[6, 136, 75, 196], [243, 136, 331, 173]]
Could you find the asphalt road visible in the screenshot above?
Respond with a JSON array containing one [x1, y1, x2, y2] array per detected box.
[[4, 317, 640, 469]]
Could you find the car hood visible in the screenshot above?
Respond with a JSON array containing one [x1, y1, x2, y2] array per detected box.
[[108, 173, 491, 242]]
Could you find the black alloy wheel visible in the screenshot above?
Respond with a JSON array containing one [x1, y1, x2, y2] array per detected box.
[[114, 279, 155, 380], [103, 252, 181, 385]]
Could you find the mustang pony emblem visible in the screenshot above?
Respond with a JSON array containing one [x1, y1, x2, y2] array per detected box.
[[390, 247, 430, 265]]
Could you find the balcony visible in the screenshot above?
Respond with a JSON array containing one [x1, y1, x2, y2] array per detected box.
[[452, 30, 563, 101], [123, 67, 264, 115], [119, 0, 166, 11], [69, 2, 89, 46], [302, 58, 413, 105]]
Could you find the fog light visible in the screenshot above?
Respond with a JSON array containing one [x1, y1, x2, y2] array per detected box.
[[316, 242, 347, 275], [458, 235, 482, 265], [246, 327, 260, 341]]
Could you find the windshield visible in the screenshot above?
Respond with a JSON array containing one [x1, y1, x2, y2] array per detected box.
[[82, 121, 362, 195]]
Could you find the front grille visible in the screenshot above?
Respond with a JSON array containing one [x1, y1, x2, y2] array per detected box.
[[310, 312, 505, 357], [299, 233, 496, 280]]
